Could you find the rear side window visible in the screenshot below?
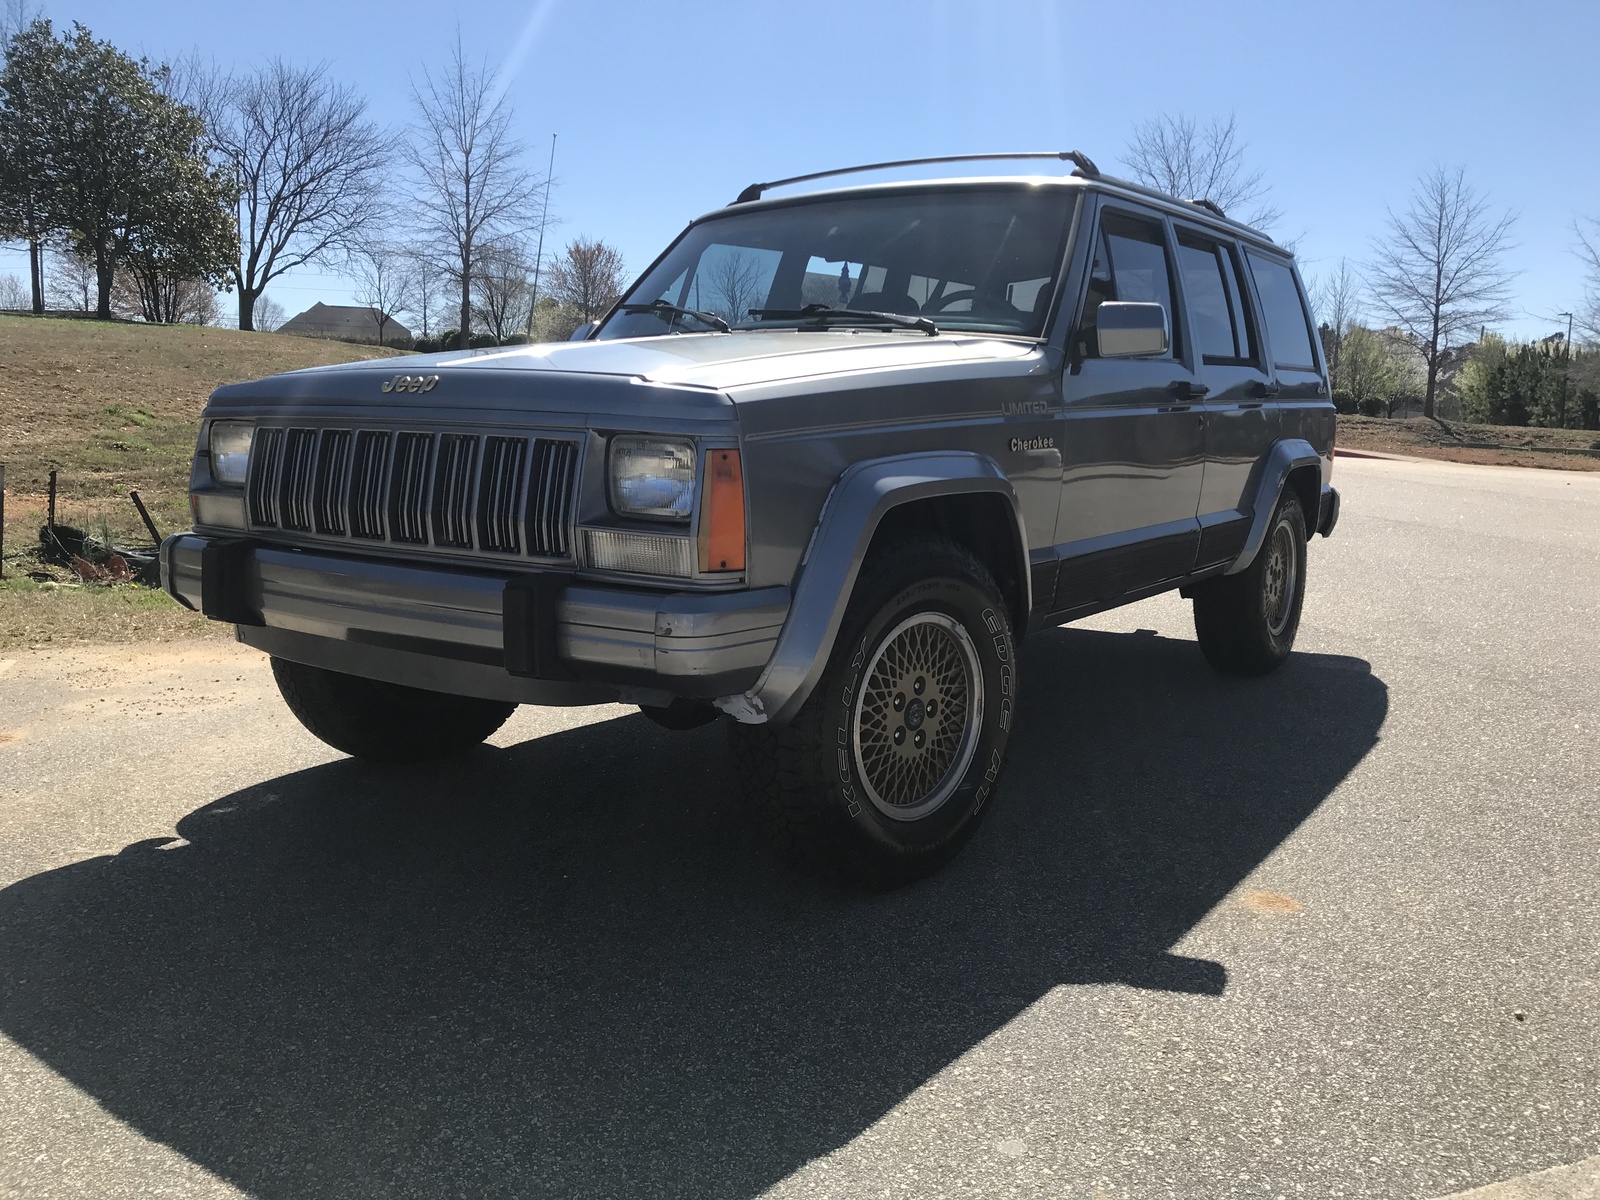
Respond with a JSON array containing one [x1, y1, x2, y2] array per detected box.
[[1246, 252, 1317, 370], [1177, 234, 1256, 364], [1080, 209, 1181, 359]]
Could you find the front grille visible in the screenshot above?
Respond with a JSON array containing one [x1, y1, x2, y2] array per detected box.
[[314, 429, 351, 535], [349, 431, 390, 539], [528, 438, 578, 557], [246, 424, 580, 562], [388, 432, 434, 544], [246, 426, 284, 526], [280, 429, 318, 532], [431, 434, 477, 548], [478, 436, 528, 554]]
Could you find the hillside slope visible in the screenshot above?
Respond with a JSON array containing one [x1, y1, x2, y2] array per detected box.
[[0, 316, 402, 542]]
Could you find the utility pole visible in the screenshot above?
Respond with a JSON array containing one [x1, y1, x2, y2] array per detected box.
[[1558, 311, 1574, 428], [526, 133, 557, 339]]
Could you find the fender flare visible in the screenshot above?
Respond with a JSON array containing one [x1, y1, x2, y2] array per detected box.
[[1225, 438, 1324, 575], [718, 451, 1028, 726]]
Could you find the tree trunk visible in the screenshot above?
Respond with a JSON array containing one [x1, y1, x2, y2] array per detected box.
[[94, 243, 113, 321], [238, 287, 256, 333], [458, 248, 471, 350], [1424, 358, 1439, 420], [28, 239, 43, 315]]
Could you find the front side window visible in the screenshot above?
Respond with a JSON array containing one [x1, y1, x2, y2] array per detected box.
[[598, 186, 1074, 339], [1246, 251, 1317, 370], [1077, 209, 1181, 359]]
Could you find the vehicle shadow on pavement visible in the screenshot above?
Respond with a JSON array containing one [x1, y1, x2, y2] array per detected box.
[[0, 627, 1387, 1199]]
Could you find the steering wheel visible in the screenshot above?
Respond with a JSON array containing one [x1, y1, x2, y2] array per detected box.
[[923, 290, 1019, 320]]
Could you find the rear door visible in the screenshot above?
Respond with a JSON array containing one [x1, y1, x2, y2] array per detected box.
[[1051, 199, 1206, 614], [1244, 250, 1332, 453], [1172, 225, 1276, 568]]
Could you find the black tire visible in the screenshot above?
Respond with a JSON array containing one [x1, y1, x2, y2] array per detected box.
[[270, 658, 515, 763], [729, 536, 1018, 888], [1191, 489, 1308, 676]]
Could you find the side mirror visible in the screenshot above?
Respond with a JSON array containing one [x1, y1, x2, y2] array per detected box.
[[1097, 302, 1169, 358], [569, 321, 597, 342]]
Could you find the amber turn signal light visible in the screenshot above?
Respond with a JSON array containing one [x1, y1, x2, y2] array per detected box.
[[699, 448, 746, 572]]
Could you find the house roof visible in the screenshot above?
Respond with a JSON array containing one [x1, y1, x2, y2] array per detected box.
[[278, 302, 412, 342]]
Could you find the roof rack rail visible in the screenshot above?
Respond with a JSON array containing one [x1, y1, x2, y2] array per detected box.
[[1188, 198, 1227, 219], [731, 151, 1100, 205]]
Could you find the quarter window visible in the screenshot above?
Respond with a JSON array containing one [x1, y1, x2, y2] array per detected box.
[[1079, 210, 1181, 359], [1246, 252, 1317, 370]]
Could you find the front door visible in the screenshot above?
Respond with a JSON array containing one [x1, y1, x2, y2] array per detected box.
[[1050, 202, 1206, 614]]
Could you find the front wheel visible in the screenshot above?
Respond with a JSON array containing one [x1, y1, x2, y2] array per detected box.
[[730, 537, 1017, 888], [270, 658, 516, 763], [1191, 490, 1308, 675]]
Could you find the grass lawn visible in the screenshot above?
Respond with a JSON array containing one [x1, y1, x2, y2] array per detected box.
[[0, 315, 400, 643], [0, 314, 400, 548], [1338, 415, 1600, 471], [0, 574, 226, 650]]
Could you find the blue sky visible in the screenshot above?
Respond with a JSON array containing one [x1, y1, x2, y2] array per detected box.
[[4, 0, 1596, 341]]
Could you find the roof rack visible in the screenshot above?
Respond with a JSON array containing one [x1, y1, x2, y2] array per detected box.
[[730, 151, 1100, 205], [1188, 198, 1228, 219]]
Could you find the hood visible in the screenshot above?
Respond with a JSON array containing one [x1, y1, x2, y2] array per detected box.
[[286, 329, 1039, 392]]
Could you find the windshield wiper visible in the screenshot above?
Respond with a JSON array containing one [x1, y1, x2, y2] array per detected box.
[[616, 300, 730, 333], [749, 304, 938, 336]]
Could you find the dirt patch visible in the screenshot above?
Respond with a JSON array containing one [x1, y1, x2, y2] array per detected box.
[[1338, 416, 1600, 472], [1240, 890, 1304, 914]]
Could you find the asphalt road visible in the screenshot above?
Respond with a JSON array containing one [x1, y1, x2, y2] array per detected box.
[[1, 456, 1596, 1200]]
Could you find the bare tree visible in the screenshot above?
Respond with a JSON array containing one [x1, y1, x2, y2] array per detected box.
[[45, 246, 95, 311], [0, 269, 25, 308], [1367, 166, 1516, 418], [698, 248, 764, 323], [213, 60, 389, 331], [394, 251, 442, 340], [547, 236, 625, 322], [1577, 216, 1600, 345], [351, 239, 409, 347], [472, 239, 533, 342], [0, 0, 41, 42], [1122, 113, 1281, 229], [1309, 257, 1362, 393], [253, 293, 285, 332], [405, 35, 542, 350], [112, 269, 217, 324]]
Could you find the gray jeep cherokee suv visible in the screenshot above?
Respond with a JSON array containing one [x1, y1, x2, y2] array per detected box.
[[163, 151, 1339, 886]]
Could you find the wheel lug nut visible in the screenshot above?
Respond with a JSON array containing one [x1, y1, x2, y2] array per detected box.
[[893, 727, 905, 745], [926, 700, 937, 716], [913, 676, 925, 695], [913, 730, 925, 749], [893, 694, 905, 711]]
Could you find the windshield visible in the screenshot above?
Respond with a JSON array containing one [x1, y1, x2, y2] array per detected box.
[[596, 186, 1075, 340]]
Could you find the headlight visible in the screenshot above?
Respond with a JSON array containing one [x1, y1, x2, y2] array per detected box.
[[208, 421, 254, 487], [609, 436, 696, 520]]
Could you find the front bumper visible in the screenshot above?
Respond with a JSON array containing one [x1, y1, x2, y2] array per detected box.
[[160, 534, 787, 707]]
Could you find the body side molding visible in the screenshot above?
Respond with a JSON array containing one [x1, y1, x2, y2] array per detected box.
[[1225, 438, 1324, 575], [718, 451, 1028, 726]]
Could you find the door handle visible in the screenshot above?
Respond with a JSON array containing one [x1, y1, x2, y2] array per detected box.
[[1253, 381, 1281, 399], [1170, 381, 1210, 401]]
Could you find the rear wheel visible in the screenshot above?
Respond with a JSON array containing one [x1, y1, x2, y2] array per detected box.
[[729, 537, 1017, 888], [270, 658, 515, 763], [1191, 490, 1308, 675]]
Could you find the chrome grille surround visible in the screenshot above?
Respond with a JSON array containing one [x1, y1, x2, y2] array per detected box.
[[242, 422, 583, 564]]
